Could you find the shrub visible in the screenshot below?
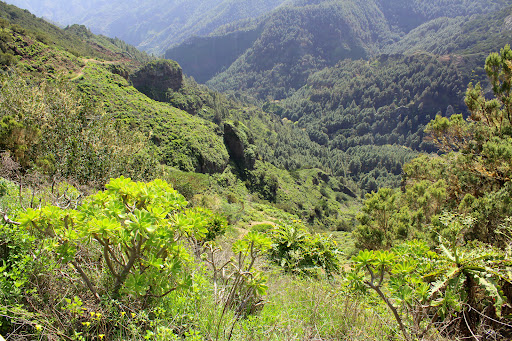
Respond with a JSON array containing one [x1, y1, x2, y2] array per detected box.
[[18, 176, 214, 302], [268, 221, 340, 277]]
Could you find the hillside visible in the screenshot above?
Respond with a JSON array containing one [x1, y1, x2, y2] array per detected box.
[[279, 53, 468, 150], [3, 0, 289, 55], [165, 0, 507, 99], [3, 2, 512, 341], [0, 0, 376, 232], [383, 4, 512, 56], [182, 0, 395, 99], [165, 2, 512, 197]]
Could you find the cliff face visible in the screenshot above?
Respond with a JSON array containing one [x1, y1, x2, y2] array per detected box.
[[130, 60, 183, 102], [223, 121, 256, 171]]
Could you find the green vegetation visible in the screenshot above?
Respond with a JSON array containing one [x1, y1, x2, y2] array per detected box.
[[5, 0, 290, 55], [182, 0, 507, 101], [0, 72, 158, 186], [2, 1, 512, 340], [281, 53, 466, 151], [165, 1, 512, 193], [0, 2, 150, 63], [75, 63, 230, 174], [349, 46, 512, 339], [349, 237, 509, 341], [384, 5, 512, 56], [206, 0, 393, 100]]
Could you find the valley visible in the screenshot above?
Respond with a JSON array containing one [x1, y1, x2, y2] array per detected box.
[[1, 1, 512, 340]]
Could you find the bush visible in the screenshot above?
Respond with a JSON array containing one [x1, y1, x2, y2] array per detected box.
[[18, 176, 214, 302], [268, 221, 340, 277]]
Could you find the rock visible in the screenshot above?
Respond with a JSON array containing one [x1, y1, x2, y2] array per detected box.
[[504, 15, 512, 32], [108, 64, 130, 80], [130, 59, 182, 102], [223, 121, 256, 170]]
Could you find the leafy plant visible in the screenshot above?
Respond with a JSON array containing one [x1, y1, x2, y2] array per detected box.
[[202, 231, 271, 340], [348, 216, 510, 340], [18, 176, 214, 303], [269, 221, 340, 277]]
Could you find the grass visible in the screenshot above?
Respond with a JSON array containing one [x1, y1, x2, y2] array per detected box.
[[184, 272, 399, 341]]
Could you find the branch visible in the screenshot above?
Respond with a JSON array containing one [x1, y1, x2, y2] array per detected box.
[[378, 265, 385, 287], [1, 210, 20, 225], [365, 280, 410, 341], [103, 242, 120, 279], [71, 260, 100, 303], [366, 264, 376, 285], [145, 285, 178, 299], [112, 236, 143, 298]]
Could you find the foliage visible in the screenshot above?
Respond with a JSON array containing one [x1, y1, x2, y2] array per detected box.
[[413, 45, 512, 245], [17, 177, 215, 302], [384, 5, 512, 56], [7, 0, 289, 55], [0, 72, 158, 185], [204, 0, 506, 101], [0, 2, 151, 62], [207, 0, 394, 100], [0, 219, 39, 334], [355, 179, 447, 249], [281, 53, 466, 153], [348, 234, 510, 340], [202, 231, 271, 340], [348, 46, 512, 340], [75, 63, 230, 174], [268, 221, 340, 277]]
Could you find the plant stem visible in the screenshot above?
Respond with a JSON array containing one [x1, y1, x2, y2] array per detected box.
[[367, 281, 410, 341]]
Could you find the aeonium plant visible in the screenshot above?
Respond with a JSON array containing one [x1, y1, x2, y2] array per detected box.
[[19, 176, 216, 303]]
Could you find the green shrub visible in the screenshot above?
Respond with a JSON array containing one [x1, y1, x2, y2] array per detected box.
[[18, 176, 214, 301], [268, 221, 340, 277], [250, 223, 274, 233]]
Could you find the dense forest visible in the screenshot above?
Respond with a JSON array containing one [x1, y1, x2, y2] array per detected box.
[[1, 0, 512, 340], [171, 0, 508, 98]]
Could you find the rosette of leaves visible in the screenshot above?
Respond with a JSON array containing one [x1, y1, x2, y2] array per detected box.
[[348, 216, 511, 341], [19, 176, 216, 303]]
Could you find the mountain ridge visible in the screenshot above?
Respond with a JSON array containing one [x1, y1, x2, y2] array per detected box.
[[3, 0, 291, 54]]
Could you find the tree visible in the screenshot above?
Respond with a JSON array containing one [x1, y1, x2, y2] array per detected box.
[[414, 45, 512, 244]]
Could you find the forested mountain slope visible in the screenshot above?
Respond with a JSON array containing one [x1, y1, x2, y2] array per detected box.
[[3, 0, 289, 54], [166, 0, 507, 99], [268, 5, 512, 158], [278, 53, 467, 151], [184, 0, 396, 99], [383, 5, 512, 56], [0, 1, 151, 63], [0, 1, 390, 230], [3, 0, 508, 199], [3, 2, 512, 340]]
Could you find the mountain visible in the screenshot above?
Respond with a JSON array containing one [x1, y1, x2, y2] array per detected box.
[[383, 4, 512, 56], [2, 3, 512, 341], [3, 0, 509, 197], [166, 0, 512, 193], [3, 0, 289, 55], [167, 0, 507, 100], [1, 0, 385, 231]]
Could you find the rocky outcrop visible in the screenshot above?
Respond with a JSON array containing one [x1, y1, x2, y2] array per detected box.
[[130, 60, 182, 102], [108, 64, 130, 80], [223, 121, 256, 170]]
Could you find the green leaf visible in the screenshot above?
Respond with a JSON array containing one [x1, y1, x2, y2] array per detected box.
[[471, 272, 506, 317]]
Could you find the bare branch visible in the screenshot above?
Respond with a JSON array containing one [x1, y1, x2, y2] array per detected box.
[[1, 210, 20, 225]]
